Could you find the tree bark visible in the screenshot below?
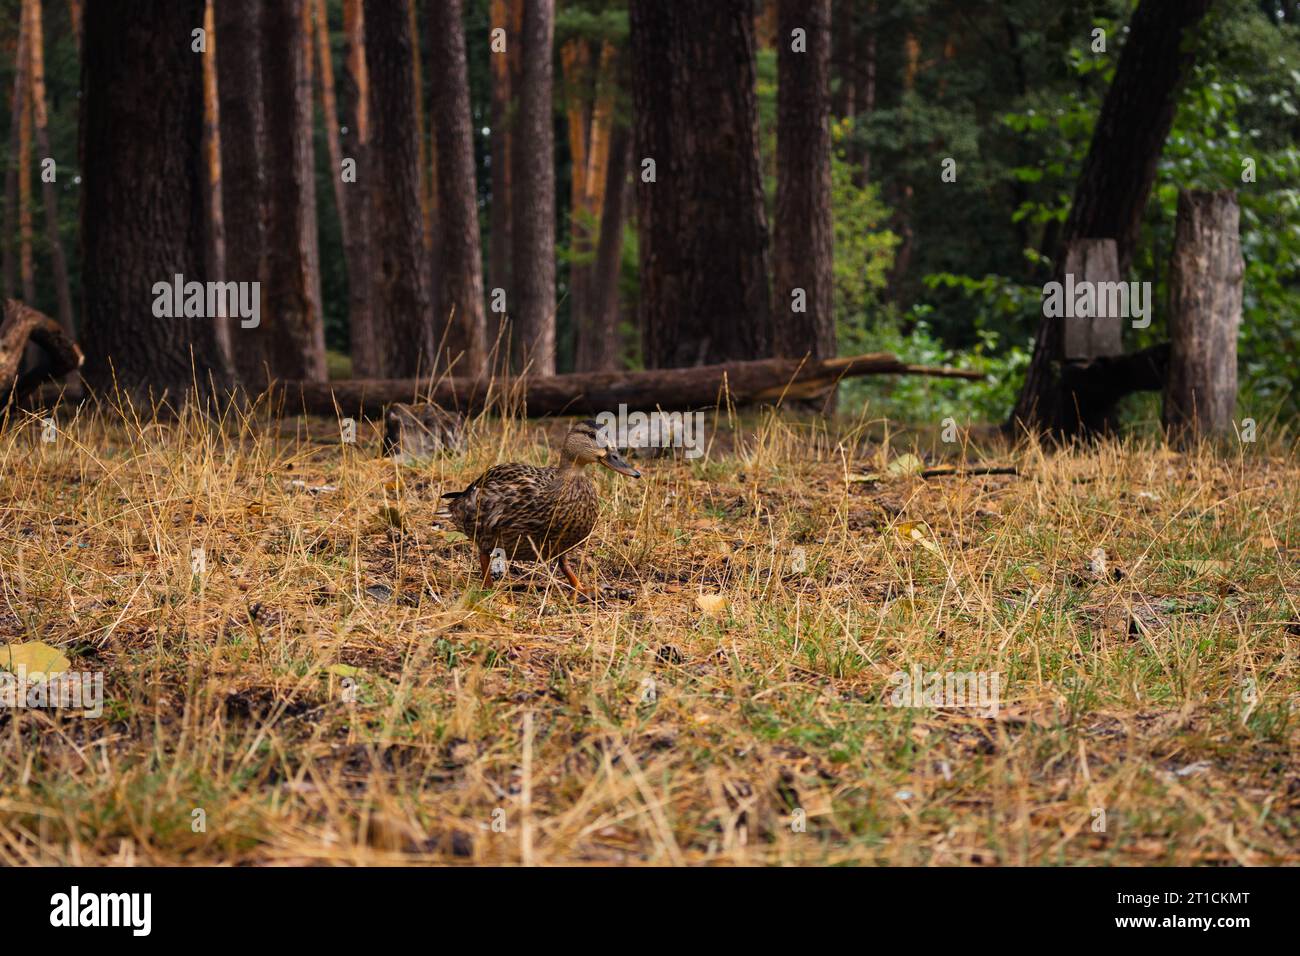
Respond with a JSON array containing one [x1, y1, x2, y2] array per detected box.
[[1009, 0, 1214, 439], [340, 0, 378, 377], [487, 0, 521, 357], [80, 0, 234, 401], [568, 39, 621, 372], [578, 122, 631, 373], [629, 0, 773, 368], [408, 0, 433, 259], [67, 0, 81, 50], [1, 3, 30, 301], [253, 0, 327, 386], [17, 3, 35, 306], [366, 0, 435, 377], [1164, 190, 1243, 442], [773, 0, 834, 365], [201, 0, 230, 363], [275, 351, 983, 418], [511, 0, 557, 375], [560, 37, 593, 345], [216, 0, 266, 388], [429, 0, 487, 377], [314, 0, 348, 255], [26, 0, 74, 335]]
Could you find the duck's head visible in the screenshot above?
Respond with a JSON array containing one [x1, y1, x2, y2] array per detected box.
[[562, 419, 641, 478]]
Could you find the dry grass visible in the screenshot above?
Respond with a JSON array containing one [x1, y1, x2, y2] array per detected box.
[[0, 398, 1297, 866]]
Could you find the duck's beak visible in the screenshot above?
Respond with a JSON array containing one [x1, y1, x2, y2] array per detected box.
[[598, 448, 641, 478]]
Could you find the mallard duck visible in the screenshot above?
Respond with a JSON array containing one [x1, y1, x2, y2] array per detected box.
[[440, 420, 641, 593]]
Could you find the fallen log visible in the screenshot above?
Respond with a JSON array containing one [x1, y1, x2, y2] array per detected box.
[[0, 299, 83, 405], [272, 352, 985, 418]]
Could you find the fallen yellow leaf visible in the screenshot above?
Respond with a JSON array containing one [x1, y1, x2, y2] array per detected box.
[[0, 641, 72, 678], [695, 594, 728, 616]]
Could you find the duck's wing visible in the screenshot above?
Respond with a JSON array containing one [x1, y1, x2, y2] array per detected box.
[[443, 464, 553, 539]]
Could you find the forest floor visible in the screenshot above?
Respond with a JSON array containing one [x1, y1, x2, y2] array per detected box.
[[0, 402, 1297, 865]]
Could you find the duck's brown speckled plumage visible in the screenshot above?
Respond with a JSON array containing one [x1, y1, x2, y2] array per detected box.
[[446, 461, 599, 560], [440, 420, 641, 592]]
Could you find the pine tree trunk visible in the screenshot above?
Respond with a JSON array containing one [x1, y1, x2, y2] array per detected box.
[[511, 0, 557, 375], [580, 122, 631, 372], [2, 1, 30, 302], [366, 0, 435, 377], [80, 0, 234, 401], [251, 0, 327, 386], [561, 37, 593, 346], [201, 0, 230, 363], [1010, 0, 1214, 438], [408, 0, 433, 259], [26, 0, 74, 335], [429, 0, 487, 377], [67, 0, 81, 49], [314, 0, 348, 254], [340, 0, 378, 377], [773, 0, 834, 365], [487, 0, 518, 357], [630, 0, 773, 368], [18, 9, 35, 307], [831, 0, 855, 120], [215, 0, 266, 387]]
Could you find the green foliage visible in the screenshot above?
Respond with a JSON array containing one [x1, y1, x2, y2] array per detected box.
[[830, 122, 899, 326]]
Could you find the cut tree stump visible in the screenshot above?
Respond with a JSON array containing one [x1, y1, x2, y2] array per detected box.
[[1163, 190, 1243, 442], [0, 298, 83, 404], [271, 351, 985, 418]]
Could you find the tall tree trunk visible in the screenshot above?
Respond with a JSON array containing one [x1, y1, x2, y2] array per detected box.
[[1009, 0, 1214, 438], [340, 0, 378, 376], [80, 0, 234, 401], [429, 0, 487, 377], [629, 0, 773, 368], [201, 0, 230, 363], [18, 8, 35, 307], [27, 0, 74, 335], [487, 0, 519, 355], [408, 0, 433, 258], [314, 0, 348, 254], [511, 0, 556, 375], [560, 37, 592, 344], [366, 0, 434, 377], [579, 122, 631, 372], [858, 0, 877, 184], [2, 1, 31, 302], [67, 0, 81, 50], [216, 0, 266, 388], [250, 0, 327, 386], [773, 0, 834, 366], [568, 39, 621, 372], [831, 0, 855, 120]]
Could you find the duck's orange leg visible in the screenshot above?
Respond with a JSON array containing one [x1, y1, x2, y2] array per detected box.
[[558, 555, 589, 596], [479, 551, 493, 588]]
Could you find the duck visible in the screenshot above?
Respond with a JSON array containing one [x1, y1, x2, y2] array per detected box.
[[439, 420, 641, 594]]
